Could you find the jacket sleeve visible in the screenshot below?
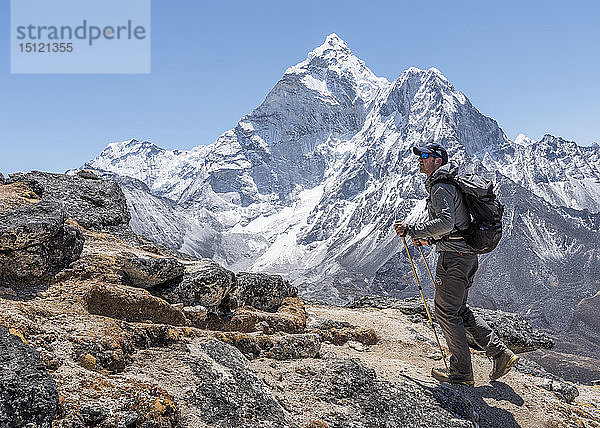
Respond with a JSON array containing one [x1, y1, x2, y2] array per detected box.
[[409, 183, 456, 240]]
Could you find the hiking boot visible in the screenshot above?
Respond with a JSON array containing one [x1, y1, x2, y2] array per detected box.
[[489, 349, 520, 381], [431, 367, 474, 386]]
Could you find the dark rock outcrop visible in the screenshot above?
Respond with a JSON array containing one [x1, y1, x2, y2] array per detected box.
[[186, 340, 297, 427], [348, 295, 554, 353], [0, 201, 84, 287], [471, 307, 555, 353], [157, 259, 236, 310], [0, 325, 59, 427], [122, 256, 185, 288], [7, 171, 130, 231], [233, 272, 297, 312], [0, 201, 65, 251], [0, 223, 83, 287]]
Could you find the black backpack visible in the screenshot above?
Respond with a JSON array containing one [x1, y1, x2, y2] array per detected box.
[[433, 174, 504, 254]]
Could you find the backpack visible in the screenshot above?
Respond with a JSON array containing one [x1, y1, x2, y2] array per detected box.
[[432, 174, 504, 254]]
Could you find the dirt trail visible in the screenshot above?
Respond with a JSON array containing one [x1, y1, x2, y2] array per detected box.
[[251, 304, 600, 428]]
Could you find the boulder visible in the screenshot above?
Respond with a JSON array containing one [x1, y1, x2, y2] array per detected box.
[[0, 325, 59, 426], [233, 272, 297, 312], [76, 169, 100, 180], [228, 297, 307, 334], [157, 259, 236, 310], [0, 223, 84, 287], [307, 312, 378, 346], [348, 296, 554, 353], [7, 171, 130, 231], [216, 332, 321, 360], [85, 283, 188, 326], [187, 339, 297, 427], [0, 201, 65, 251], [307, 314, 355, 330], [122, 256, 185, 288], [182, 305, 208, 326], [471, 307, 555, 353]]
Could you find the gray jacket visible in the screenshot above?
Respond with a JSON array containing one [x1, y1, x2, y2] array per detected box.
[[409, 163, 473, 253]]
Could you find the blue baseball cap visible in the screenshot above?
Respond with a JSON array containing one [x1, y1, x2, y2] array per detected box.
[[412, 143, 448, 165]]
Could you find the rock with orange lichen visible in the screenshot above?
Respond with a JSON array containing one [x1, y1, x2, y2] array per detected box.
[[228, 297, 307, 334], [216, 331, 321, 360], [85, 282, 188, 326], [52, 368, 178, 427]]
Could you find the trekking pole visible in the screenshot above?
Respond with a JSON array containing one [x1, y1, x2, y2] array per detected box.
[[401, 236, 449, 372], [417, 245, 437, 290]]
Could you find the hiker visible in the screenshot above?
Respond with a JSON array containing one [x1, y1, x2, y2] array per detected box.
[[394, 143, 519, 385]]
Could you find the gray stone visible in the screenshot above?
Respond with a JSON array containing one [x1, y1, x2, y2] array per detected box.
[[516, 358, 579, 403], [158, 259, 236, 310], [0, 325, 59, 427], [471, 307, 555, 353], [309, 358, 475, 427], [348, 296, 554, 353], [7, 171, 130, 231], [218, 332, 321, 360], [306, 313, 355, 330], [233, 272, 297, 312], [0, 224, 84, 287], [0, 201, 65, 251], [122, 256, 185, 288], [182, 305, 208, 325], [186, 339, 297, 427]]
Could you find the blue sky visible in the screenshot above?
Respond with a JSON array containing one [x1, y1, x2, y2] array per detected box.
[[1, 0, 599, 174]]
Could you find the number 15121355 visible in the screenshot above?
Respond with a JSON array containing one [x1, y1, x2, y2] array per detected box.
[[19, 42, 73, 53]]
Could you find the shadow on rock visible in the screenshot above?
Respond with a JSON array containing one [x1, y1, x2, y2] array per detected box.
[[400, 373, 523, 428], [476, 382, 525, 406]]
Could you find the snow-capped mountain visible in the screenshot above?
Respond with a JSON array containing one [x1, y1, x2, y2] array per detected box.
[[83, 33, 600, 335]]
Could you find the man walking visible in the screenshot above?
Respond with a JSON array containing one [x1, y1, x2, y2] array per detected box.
[[394, 143, 519, 385]]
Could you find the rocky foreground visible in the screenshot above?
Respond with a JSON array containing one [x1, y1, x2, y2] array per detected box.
[[1, 171, 599, 427]]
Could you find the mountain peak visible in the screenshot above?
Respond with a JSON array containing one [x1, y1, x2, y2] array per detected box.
[[307, 33, 352, 62], [514, 133, 535, 146], [286, 33, 359, 74], [321, 33, 350, 52], [283, 34, 388, 102]]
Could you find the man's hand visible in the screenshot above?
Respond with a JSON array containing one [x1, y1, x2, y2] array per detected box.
[[411, 237, 428, 247], [394, 221, 409, 237]]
